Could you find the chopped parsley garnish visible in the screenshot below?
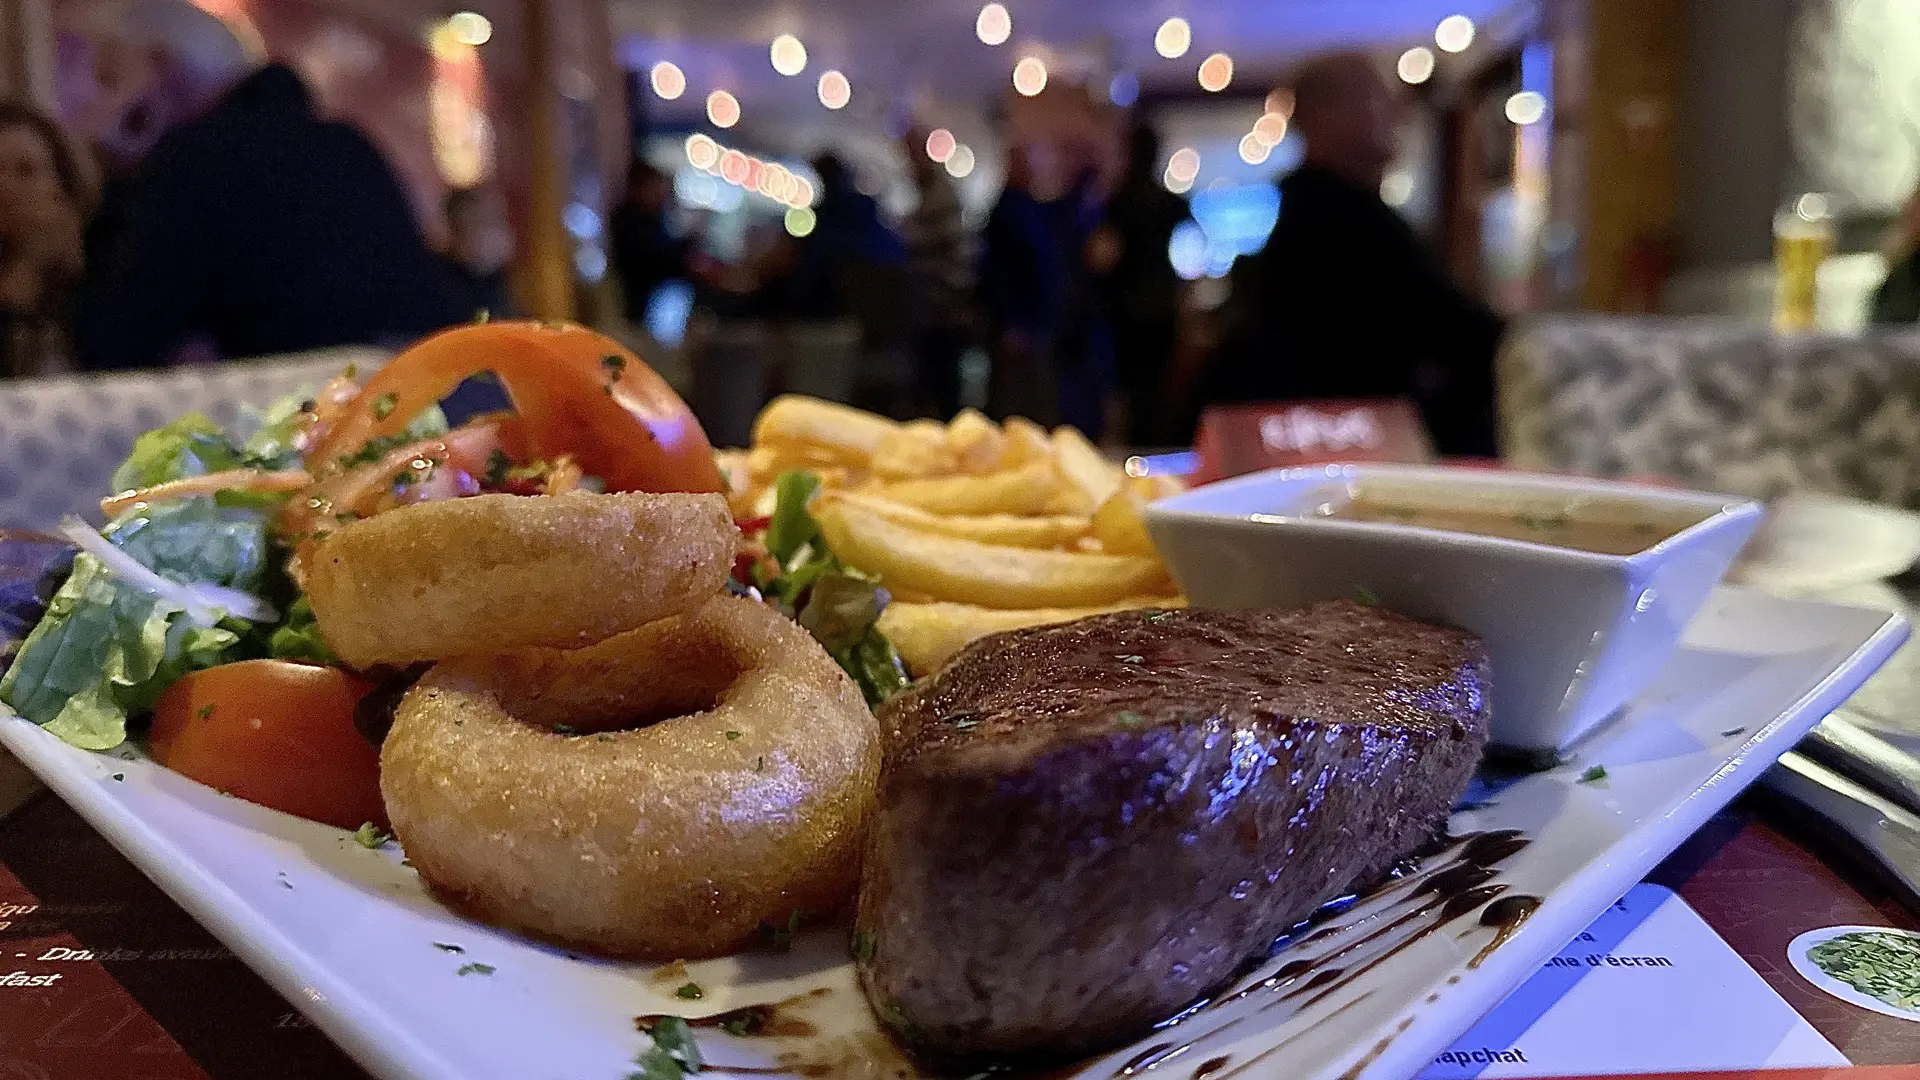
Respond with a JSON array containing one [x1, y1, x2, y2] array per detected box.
[[1577, 765, 1608, 784], [371, 392, 399, 420], [484, 448, 512, 486], [433, 942, 465, 953], [719, 1009, 770, 1037], [334, 512, 361, 524], [1117, 654, 1145, 664], [336, 433, 417, 469], [952, 719, 980, 730], [1144, 610, 1174, 624], [603, 354, 627, 379], [852, 930, 877, 964], [1115, 711, 1149, 728], [552, 723, 577, 735], [352, 823, 392, 849], [674, 982, 704, 1000], [1353, 586, 1381, 606], [197, 703, 215, 720], [758, 909, 803, 951], [725, 730, 741, 740], [628, 1015, 702, 1080], [456, 962, 495, 977]]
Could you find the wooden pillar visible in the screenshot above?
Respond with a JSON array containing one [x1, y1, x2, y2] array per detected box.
[[521, 0, 578, 322], [1576, 0, 1684, 311], [0, 0, 55, 113]]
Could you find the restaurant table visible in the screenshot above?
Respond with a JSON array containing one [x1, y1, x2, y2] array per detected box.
[[2, 785, 1919, 1080]]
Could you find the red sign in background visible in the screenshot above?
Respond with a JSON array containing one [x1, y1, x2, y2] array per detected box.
[[1191, 398, 1436, 485]]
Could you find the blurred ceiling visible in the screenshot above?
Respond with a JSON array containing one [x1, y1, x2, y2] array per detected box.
[[611, 0, 1525, 124]]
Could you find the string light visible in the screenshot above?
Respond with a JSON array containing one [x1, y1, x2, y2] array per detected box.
[[1265, 88, 1294, 117], [1435, 15, 1475, 53], [684, 133, 719, 171], [650, 61, 686, 100], [1252, 111, 1287, 147], [976, 3, 1011, 46], [688, 136, 816, 210], [447, 11, 491, 46], [925, 128, 957, 163], [1165, 171, 1194, 195], [1197, 52, 1233, 92], [946, 144, 976, 178], [1238, 133, 1271, 165], [1397, 46, 1435, 85], [1504, 90, 1546, 125], [785, 206, 817, 237], [1154, 17, 1191, 59], [706, 89, 740, 128], [818, 70, 851, 109], [770, 34, 808, 76], [1013, 56, 1048, 96]]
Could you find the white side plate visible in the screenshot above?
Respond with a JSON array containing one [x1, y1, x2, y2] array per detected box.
[[0, 587, 1905, 1080]]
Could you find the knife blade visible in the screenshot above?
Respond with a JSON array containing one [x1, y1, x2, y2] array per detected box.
[[1800, 711, 1920, 814], [1762, 750, 1920, 911]]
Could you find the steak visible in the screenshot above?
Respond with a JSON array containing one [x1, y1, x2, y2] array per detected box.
[[854, 600, 1490, 1061]]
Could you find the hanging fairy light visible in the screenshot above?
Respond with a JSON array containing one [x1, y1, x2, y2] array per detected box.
[[1197, 52, 1233, 92], [1252, 111, 1287, 147], [1505, 90, 1547, 125], [770, 34, 808, 76], [818, 70, 851, 109], [946, 144, 977, 178], [1154, 17, 1191, 59], [684, 133, 720, 171], [706, 89, 740, 128], [925, 128, 957, 163], [1166, 146, 1200, 184], [1238, 133, 1271, 165], [1435, 15, 1475, 53], [1397, 47, 1436, 85], [976, 3, 1012, 46], [1013, 56, 1048, 96]]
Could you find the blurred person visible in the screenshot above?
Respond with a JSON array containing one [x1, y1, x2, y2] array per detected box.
[[442, 184, 516, 320], [979, 144, 1063, 425], [771, 153, 904, 319], [1204, 52, 1504, 457], [0, 104, 87, 377], [75, 29, 468, 369], [610, 159, 688, 324], [1873, 186, 1920, 324], [1052, 156, 1113, 439], [902, 130, 974, 417], [1099, 124, 1191, 446]]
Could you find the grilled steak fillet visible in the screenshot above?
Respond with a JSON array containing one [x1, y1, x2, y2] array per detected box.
[[854, 601, 1490, 1060]]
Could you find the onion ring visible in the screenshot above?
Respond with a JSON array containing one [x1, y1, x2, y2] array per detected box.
[[305, 492, 735, 668], [379, 595, 880, 959]]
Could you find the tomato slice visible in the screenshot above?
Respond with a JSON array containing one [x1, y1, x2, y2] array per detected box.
[[149, 661, 384, 831], [310, 322, 723, 495]]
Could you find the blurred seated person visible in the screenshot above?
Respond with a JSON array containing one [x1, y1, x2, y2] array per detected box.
[[1203, 52, 1504, 457], [1873, 186, 1920, 324], [766, 153, 905, 319], [611, 160, 688, 323], [74, 18, 468, 369], [0, 104, 87, 377], [902, 129, 975, 417], [979, 144, 1064, 425], [441, 183, 515, 320]]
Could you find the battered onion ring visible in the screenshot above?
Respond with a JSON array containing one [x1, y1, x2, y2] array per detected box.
[[305, 492, 735, 668], [379, 595, 880, 959]]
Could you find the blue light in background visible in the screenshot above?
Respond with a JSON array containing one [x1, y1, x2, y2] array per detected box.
[[646, 281, 696, 348], [563, 202, 601, 240], [1109, 71, 1139, 108], [1170, 181, 1282, 278]]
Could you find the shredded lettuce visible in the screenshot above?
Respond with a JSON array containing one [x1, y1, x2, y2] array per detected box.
[[758, 470, 910, 706], [268, 596, 335, 663], [240, 391, 314, 472], [110, 414, 247, 493]]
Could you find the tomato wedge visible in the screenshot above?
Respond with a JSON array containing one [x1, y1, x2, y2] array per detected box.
[[149, 661, 384, 831], [310, 322, 723, 494]]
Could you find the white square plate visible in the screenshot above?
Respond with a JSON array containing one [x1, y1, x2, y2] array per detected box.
[[0, 587, 1906, 1080]]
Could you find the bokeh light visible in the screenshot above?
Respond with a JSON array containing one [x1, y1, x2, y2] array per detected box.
[[818, 70, 851, 109], [1381, 170, 1415, 207], [785, 206, 817, 237], [1238, 133, 1270, 165], [684, 133, 719, 171], [1197, 52, 1233, 92], [650, 61, 686, 100], [946, 144, 977, 178], [770, 34, 808, 76], [448, 12, 491, 46], [925, 128, 957, 163], [1265, 88, 1295, 117], [1154, 18, 1192, 59], [1252, 111, 1287, 147], [1109, 71, 1139, 107], [976, 3, 1012, 46], [1167, 146, 1201, 184], [1013, 56, 1048, 96], [1435, 15, 1476, 53], [706, 90, 740, 128], [1397, 46, 1435, 85], [1504, 90, 1546, 125]]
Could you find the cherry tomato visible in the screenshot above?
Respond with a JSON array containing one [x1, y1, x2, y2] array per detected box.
[[149, 661, 384, 831], [310, 322, 723, 494]]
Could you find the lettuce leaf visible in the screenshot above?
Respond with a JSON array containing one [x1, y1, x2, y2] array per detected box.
[[240, 391, 313, 472], [0, 498, 272, 749], [110, 414, 247, 492]]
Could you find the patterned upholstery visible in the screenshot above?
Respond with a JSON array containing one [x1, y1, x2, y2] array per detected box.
[[1500, 316, 1920, 506], [0, 348, 388, 531]]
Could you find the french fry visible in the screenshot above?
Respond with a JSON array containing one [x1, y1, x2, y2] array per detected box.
[[817, 498, 1173, 608], [871, 424, 959, 480], [871, 459, 1065, 516], [1091, 486, 1158, 556], [825, 491, 1091, 549], [945, 409, 1006, 473], [878, 597, 1188, 676], [1001, 416, 1053, 467], [1051, 426, 1124, 509], [752, 395, 898, 466]]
